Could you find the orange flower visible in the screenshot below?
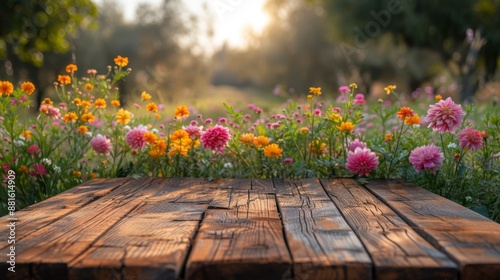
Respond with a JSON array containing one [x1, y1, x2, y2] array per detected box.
[[78, 125, 88, 134], [94, 98, 106, 109], [66, 64, 78, 73], [404, 114, 421, 125], [41, 98, 53, 106], [58, 75, 71, 84], [84, 83, 94, 90], [253, 135, 270, 148], [63, 112, 78, 123], [116, 109, 132, 125], [170, 129, 190, 142], [81, 112, 95, 123], [73, 98, 82, 106], [154, 113, 161, 119], [18, 165, 29, 174], [337, 122, 355, 132], [90, 173, 97, 179], [299, 127, 310, 134], [0, 81, 14, 96], [239, 133, 255, 145], [80, 100, 92, 109], [309, 87, 321, 96], [150, 139, 167, 158], [396, 107, 414, 120], [174, 105, 190, 119], [73, 170, 82, 177], [144, 132, 158, 144], [435, 95, 442, 101], [168, 144, 189, 157], [111, 100, 121, 107], [146, 102, 158, 112], [21, 81, 35, 95], [114, 55, 129, 67], [20, 130, 31, 140], [309, 140, 327, 155], [141, 91, 151, 101], [385, 133, 393, 142], [264, 144, 283, 158], [384, 85, 396, 94]]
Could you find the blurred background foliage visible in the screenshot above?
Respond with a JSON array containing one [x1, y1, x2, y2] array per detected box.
[[1, 0, 499, 108]]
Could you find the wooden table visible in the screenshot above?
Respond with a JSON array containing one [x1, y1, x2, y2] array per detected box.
[[1, 178, 499, 280]]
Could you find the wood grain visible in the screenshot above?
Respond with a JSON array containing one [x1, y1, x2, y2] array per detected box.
[[186, 180, 292, 280], [274, 178, 372, 280], [365, 179, 500, 280], [321, 178, 458, 280]]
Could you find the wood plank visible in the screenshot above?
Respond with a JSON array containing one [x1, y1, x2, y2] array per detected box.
[[274, 178, 372, 280], [186, 180, 292, 280], [321, 178, 458, 280], [365, 179, 500, 280], [1, 178, 165, 280]]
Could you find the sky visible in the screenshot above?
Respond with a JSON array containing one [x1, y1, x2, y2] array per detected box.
[[96, 0, 270, 50]]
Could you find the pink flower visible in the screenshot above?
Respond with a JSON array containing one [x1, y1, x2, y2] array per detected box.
[[284, 158, 294, 164], [349, 139, 367, 152], [200, 125, 231, 154], [183, 125, 203, 139], [339, 86, 350, 93], [90, 134, 112, 154], [354, 93, 366, 104], [346, 147, 379, 176], [424, 97, 465, 133], [314, 109, 322, 116], [30, 163, 48, 177], [409, 144, 444, 174], [28, 145, 41, 156], [125, 125, 148, 150], [458, 127, 483, 151]]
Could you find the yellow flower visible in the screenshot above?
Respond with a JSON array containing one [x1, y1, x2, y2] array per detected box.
[[349, 83, 358, 89], [384, 85, 396, 94], [309, 87, 321, 95], [20, 130, 31, 140], [58, 75, 71, 84], [81, 113, 95, 123], [264, 143, 283, 158], [144, 132, 158, 144], [239, 133, 255, 145], [78, 125, 88, 134], [299, 127, 309, 134], [174, 105, 190, 119], [146, 102, 158, 112], [21, 81, 35, 95], [329, 113, 342, 123], [141, 91, 151, 101], [73, 98, 81, 106], [404, 114, 421, 125], [385, 133, 393, 142], [170, 129, 191, 143], [150, 139, 167, 158], [253, 135, 270, 148], [116, 108, 132, 125], [94, 98, 107, 109], [66, 64, 78, 73], [337, 122, 355, 132], [307, 95, 313, 99], [63, 112, 78, 123], [41, 98, 53, 106], [73, 170, 82, 177], [168, 144, 189, 157], [0, 81, 14, 96], [114, 55, 129, 67], [84, 83, 94, 90], [435, 94, 442, 101], [111, 100, 121, 107]]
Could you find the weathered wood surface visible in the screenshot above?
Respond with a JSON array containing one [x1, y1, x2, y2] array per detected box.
[[2, 178, 499, 280]]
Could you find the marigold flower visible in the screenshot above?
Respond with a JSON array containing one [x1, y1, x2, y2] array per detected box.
[[81, 113, 96, 123], [264, 143, 283, 158], [168, 144, 189, 157], [66, 64, 78, 73], [435, 95, 442, 101], [253, 135, 270, 148], [171, 129, 190, 142], [20, 130, 31, 140], [458, 127, 483, 151], [144, 132, 158, 144], [174, 105, 190, 119], [150, 139, 167, 157], [78, 125, 89, 134], [384, 133, 393, 142], [396, 107, 415, 120], [337, 122, 355, 132], [141, 91, 151, 101], [63, 112, 78, 123], [116, 108, 132, 125], [240, 133, 255, 145], [84, 83, 94, 90], [309, 87, 321, 96], [424, 97, 465, 134], [73, 98, 81, 106], [200, 125, 231, 154], [94, 98, 106, 109], [73, 170, 82, 177], [18, 165, 29, 174], [0, 81, 14, 96], [114, 55, 129, 67], [90, 173, 97, 179], [409, 144, 444, 174], [21, 81, 35, 95], [384, 85, 396, 94], [404, 114, 421, 125], [309, 140, 327, 155], [146, 102, 158, 112], [155, 113, 161, 119], [58, 75, 71, 84], [42, 97, 53, 106], [299, 127, 309, 134], [90, 134, 112, 154], [307, 95, 313, 99], [80, 100, 92, 109], [111, 100, 121, 107], [126, 125, 148, 150], [346, 147, 379, 176]]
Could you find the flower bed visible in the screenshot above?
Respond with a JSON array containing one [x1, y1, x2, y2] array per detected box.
[[1, 57, 499, 221]]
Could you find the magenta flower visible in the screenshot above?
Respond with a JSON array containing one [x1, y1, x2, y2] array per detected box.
[[90, 134, 112, 154], [338, 86, 350, 93], [314, 109, 322, 116], [284, 158, 294, 164], [458, 127, 483, 151], [424, 97, 465, 133], [200, 125, 231, 154], [28, 145, 41, 156], [30, 163, 48, 177], [125, 125, 148, 150], [349, 139, 367, 152], [409, 144, 444, 174], [354, 93, 366, 105], [346, 147, 379, 176]]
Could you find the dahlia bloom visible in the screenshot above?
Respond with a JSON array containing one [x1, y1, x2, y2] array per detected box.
[[90, 134, 112, 154], [346, 147, 379, 176], [200, 125, 231, 154], [126, 125, 148, 150], [458, 127, 483, 151], [424, 97, 465, 133], [349, 139, 367, 152], [182, 125, 203, 139], [409, 144, 444, 174]]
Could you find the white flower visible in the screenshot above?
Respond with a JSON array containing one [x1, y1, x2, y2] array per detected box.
[[54, 165, 61, 173], [223, 163, 233, 169], [42, 158, 52, 165], [124, 125, 131, 131], [447, 143, 457, 149], [14, 140, 25, 146], [151, 128, 159, 134]]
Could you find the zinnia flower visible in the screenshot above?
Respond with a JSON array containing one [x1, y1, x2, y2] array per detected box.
[[94, 98, 106, 108], [346, 147, 379, 176], [114, 55, 129, 67], [116, 109, 132, 125], [21, 81, 35, 95], [264, 143, 283, 158], [111, 100, 121, 107], [397, 107, 414, 121], [200, 125, 231, 154], [126, 125, 148, 150], [174, 105, 190, 119], [146, 102, 158, 112], [409, 144, 444, 174], [58, 75, 71, 84], [458, 127, 483, 151], [90, 134, 112, 154], [349, 139, 367, 152], [424, 97, 465, 134], [66, 64, 78, 73], [0, 81, 14, 96]]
